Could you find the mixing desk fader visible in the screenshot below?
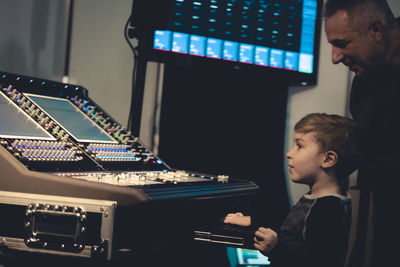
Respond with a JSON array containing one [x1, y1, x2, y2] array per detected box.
[[0, 71, 259, 261]]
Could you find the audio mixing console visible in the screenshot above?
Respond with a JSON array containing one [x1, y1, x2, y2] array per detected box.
[[0, 71, 258, 261]]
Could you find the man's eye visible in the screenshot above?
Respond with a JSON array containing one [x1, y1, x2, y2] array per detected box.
[[333, 40, 349, 49], [296, 144, 302, 149]]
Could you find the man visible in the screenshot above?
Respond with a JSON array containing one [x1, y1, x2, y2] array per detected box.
[[324, 0, 400, 266], [325, 0, 400, 76]]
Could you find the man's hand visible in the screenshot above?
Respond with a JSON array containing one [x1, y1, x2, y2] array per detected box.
[[253, 227, 278, 256], [223, 212, 251, 227]]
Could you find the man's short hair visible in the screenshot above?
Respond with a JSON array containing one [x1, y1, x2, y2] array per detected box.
[[323, 0, 395, 27], [324, 0, 365, 18]]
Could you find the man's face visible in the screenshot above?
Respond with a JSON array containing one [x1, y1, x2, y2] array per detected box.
[[325, 9, 381, 77]]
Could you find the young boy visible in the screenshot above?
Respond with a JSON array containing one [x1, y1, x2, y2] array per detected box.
[[224, 113, 359, 267]]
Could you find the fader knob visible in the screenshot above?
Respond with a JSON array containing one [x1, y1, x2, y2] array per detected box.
[[21, 100, 30, 109], [45, 121, 54, 130], [37, 112, 44, 120], [61, 134, 69, 142], [103, 122, 111, 130], [39, 117, 49, 125]]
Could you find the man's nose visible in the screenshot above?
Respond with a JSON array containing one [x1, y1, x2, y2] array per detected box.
[[332, 46, 344, 64]]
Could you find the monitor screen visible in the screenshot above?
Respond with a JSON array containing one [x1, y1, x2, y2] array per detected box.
[[0, 91, 55, 140], [25, 94, 117, 144], [151, 0, 322, 85], [236, 248, 270, 265], [227, 247, 271, 266]]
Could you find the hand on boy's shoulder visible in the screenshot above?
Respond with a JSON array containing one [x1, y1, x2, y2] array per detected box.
[[224, 212, 251, 227]]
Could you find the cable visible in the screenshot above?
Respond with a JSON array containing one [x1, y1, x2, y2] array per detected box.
[[124, 14, 139, 132], [64, 0, 74, 78]]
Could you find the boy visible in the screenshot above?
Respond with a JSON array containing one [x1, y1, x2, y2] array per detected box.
[[224, 113, 359, 267]]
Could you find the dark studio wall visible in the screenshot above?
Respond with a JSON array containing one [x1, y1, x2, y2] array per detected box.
[[158, 59, 291, 228]]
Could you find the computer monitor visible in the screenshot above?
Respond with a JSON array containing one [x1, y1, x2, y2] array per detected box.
[[150, 0, 322, 85]]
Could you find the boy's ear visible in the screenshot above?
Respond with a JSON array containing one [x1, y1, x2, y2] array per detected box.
[[321, 150, 338, 169]]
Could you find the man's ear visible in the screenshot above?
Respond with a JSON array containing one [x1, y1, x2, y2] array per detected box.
[[369, 20, 384, 42], [321, 150, 338, 169]]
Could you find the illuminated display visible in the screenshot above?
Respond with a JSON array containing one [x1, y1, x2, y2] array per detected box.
[[26, 94, 117, 144], [0, 91, 55, 140], [153, 0, 318, 74]]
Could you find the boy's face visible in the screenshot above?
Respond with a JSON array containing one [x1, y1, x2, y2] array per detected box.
[[286, 131, 326, 185]]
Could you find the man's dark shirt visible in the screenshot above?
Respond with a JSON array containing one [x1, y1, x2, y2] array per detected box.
[[350, 66, 400, 235]]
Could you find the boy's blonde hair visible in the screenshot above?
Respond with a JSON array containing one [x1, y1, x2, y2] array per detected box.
[[295, 113, 360, 193]]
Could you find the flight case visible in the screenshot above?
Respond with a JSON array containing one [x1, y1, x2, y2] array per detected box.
[[0, 191, 116, 261]]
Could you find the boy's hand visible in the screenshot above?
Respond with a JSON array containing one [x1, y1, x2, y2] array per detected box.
[[253, 227, 278, 256], [223, 212, 251, 227]]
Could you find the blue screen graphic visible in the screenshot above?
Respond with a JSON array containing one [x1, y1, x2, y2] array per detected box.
[[0, 91, 55, 140], [226, 247, 271, 266], [153, 0, 318, 74], [26, 94, 117, 143]]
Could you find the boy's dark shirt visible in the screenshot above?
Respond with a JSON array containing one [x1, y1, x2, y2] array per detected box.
[[269, 194, 351, 267]]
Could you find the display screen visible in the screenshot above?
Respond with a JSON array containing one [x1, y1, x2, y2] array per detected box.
[[26, 94, 117, 143], [236, 248, 270, 265], [0, 91, 55, 140], [152, 0, 321, 83]]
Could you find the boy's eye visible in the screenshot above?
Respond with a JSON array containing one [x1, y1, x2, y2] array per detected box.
[[296, 144, 302, 149]]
